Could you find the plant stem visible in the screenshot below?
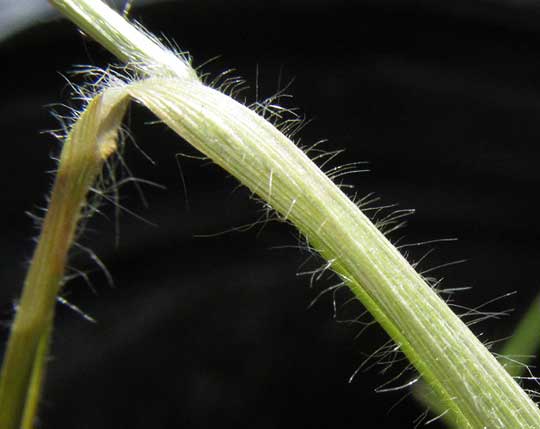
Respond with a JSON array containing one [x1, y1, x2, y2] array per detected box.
[[7, 0, 537, 427], [128, 76, 540, 428], [20, 325, 52, 429], [413, 293, 540, 427], [0, 88, 129, 428], [501, 294, 540, 378], [47, 0, 196, 81]]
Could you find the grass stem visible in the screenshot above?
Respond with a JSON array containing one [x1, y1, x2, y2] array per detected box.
[[0, 88, 129, 428], [1, 1, 538, 427]]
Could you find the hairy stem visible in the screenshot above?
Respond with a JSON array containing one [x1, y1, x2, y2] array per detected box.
[[2, 0, 538, 427], [0, 88, 129, 428], [128, 76, 540, 428]]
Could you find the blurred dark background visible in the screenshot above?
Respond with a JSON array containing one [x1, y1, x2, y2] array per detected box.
[[1, 0, 540, 427]]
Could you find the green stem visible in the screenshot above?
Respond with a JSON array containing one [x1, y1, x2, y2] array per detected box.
[[501, 295, 540, 378], [0, 170, 84, 427], [20, 323, 52, 429], [47, 0, 196, 81], [129, 76, 540, 428], [0, 88, 129, 428], [6, 0, 538, 427], [413, 294, 540, 427]]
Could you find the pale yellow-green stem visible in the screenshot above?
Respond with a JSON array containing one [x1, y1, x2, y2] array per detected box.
[[125, 76, 540, 428], [1, 0, 539, 427], [0, 86, 129, 428]]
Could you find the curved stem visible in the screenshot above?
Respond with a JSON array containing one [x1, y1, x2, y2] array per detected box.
[[2, 1, 537, 427]]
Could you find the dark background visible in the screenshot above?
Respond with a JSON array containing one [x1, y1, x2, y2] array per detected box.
[[1, 0, 540, 427]]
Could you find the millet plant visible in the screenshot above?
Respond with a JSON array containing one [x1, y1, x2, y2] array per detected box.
[[0, 1, 539, 427]]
